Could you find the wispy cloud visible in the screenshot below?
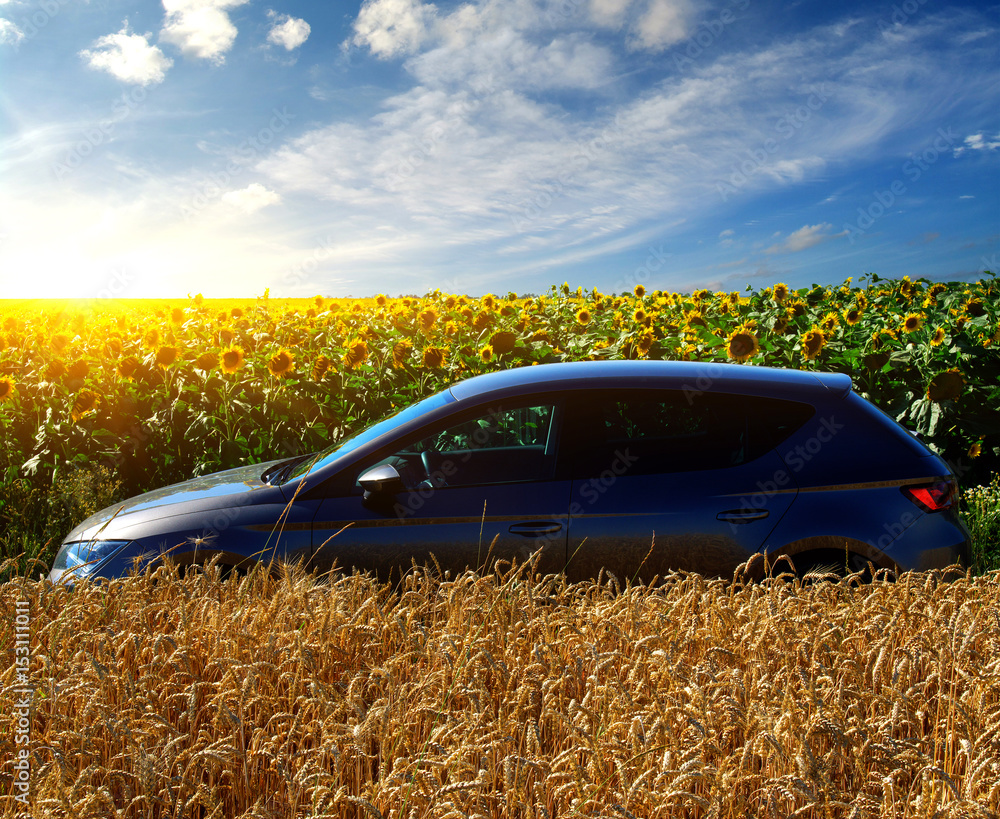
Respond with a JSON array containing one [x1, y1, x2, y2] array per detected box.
[[0, 17, 24, 46], [765, 223, 838, 255], [954, 131, 1000, 156], [263, 5, 991, 279], [221, 183, 281, 213]]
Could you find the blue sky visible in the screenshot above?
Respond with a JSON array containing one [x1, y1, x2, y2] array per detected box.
[[1, 0, 997, 298]]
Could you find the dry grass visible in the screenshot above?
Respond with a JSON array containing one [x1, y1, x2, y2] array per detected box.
[[2, 559, 999, 818]]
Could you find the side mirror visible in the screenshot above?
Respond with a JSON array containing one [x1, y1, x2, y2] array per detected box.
[[358, 463, 405, 499]]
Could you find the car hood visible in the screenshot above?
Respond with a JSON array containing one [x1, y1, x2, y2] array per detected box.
[[63, 460, 284, 543]]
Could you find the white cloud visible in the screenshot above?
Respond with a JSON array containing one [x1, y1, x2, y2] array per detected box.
[[267, 11, 310, 50], [765, 223, 836, 255], [160, 0, 248, 64], [79, 23, 173, 86], [589, 0, 632, 28], [0, 18, 24, 46], [630, 0, 695, 51], [221, 183, 281, 212], [953, 131, 1000, 156], [351, 0, 437, 58], [719, 228, 734, 237]]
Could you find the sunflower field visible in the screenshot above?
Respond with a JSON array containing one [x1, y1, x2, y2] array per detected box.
[[0, 274, 998, 567]]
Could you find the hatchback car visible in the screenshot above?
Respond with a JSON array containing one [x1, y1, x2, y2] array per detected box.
[[49, 360, 970, 585]]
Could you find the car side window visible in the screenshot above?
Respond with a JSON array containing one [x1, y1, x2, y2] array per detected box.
[[562, 390, 813, 477], [361, 403, 558, 489]]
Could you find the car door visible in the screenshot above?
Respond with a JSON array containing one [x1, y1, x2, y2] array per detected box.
[[561, 389, 811, 582], [309, 399, 571, 581]]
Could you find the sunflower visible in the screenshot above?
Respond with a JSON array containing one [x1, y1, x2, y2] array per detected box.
[[636, 332, 655, 357], [156, 346, 179, 369], [902, 313, 923, 333], [231, 307, 244, 319], [800, 328, 826, 360], [683, 310, 706, 330], [855, 292, 868, 310], [576, 307, 592, 326], [117, 356, 139, 380], [489, 331, 516, 355], [314, 295, 325, 309], [966, 298, 985, 317], [376, 294, 388, 307], [820, 312, 839, 332], [772, 314, 790, 334], [312, 355, 333, 381], [105, 336, 123, 356], [633, 308, 648, 324], [71, 388, 101, 423], [479, 344, 494, 363], [392, 340, 413, 369], [343, 339, 368, 369], [633, 284, 646, 298], [967, 440, 982, 459], [46, 360, 67, 380], [473, 311, 492, 333], [171, 307, 184, 324], [0, 376, 15, 402], [67, 359, 89, 380], [423, 346, 447, 368], [930, 327, 946, 346], [481, 294, 496, 310], [864, 352, 889, 370], [193, 293, 204, 306], [418, 308, 438, 333], [926, 369, 964, 402], [51, 333, 71, 353], [772, 283, 789, 303], [789, 300, 807, 318], [727, 326, 760, 362], [843, 307, 862, 326], [267, 349, 294, 377], [195, 352, 219, 371], [143, 327, 161, 350], [220, 346, 245, 374]]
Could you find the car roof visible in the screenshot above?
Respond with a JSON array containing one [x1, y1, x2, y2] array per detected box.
[[447, 360, 852, 403]]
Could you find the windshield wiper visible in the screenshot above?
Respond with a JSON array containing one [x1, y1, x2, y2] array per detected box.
[[261, 456, 310, 485]]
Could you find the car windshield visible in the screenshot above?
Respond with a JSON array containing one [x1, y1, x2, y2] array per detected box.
[[283, 390, 455, 482]]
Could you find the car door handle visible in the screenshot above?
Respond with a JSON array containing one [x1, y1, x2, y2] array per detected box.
[[509, 522, 563, 536], [717, 509, 769, 523]]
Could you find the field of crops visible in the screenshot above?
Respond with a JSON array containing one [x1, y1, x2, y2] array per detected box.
[[2, 562, 999, 818], [1, 276, 998, 531]]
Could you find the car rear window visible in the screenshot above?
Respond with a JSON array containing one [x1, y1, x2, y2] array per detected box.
[[562, 390, 814, 477]]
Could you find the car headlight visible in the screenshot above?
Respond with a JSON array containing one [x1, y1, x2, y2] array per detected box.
[[50, 540, 133, 582]]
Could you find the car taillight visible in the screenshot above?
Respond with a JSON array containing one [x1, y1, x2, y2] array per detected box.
[[902, 480, 957, 512]]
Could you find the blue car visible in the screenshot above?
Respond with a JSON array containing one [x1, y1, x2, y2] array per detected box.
[[49, 360, 970, 585]]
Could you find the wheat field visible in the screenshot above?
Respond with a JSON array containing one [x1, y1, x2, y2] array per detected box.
[[2, 560, 999, 818]]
